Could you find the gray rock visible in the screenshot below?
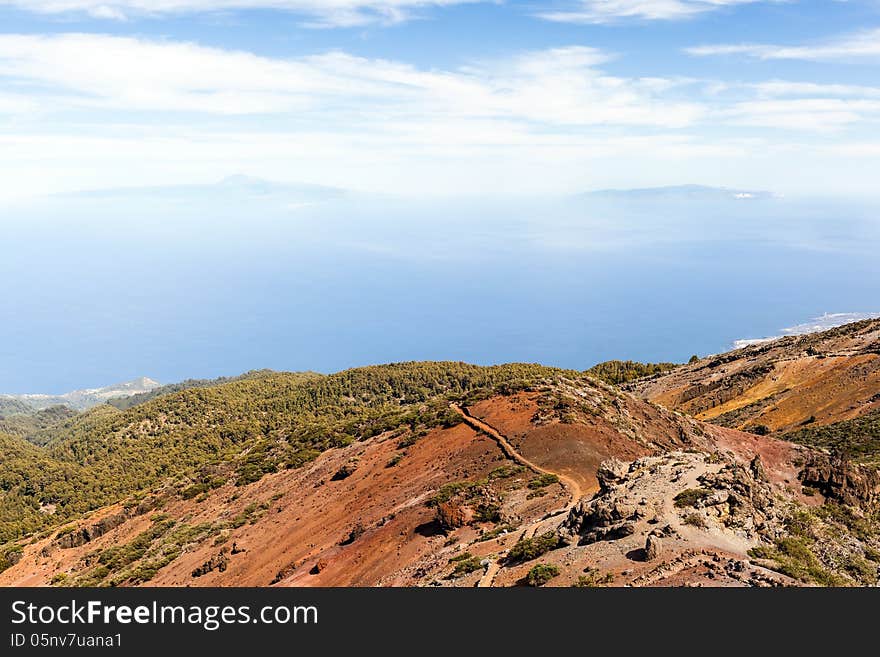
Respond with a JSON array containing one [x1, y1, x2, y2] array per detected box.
[[645, 534, 661, 561]]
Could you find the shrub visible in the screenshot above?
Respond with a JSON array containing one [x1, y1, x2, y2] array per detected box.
[[749, 536, 848, 586], [50, 573, 68, 585], [473, 503, 501, 523], [475, 523, 518, 542], [489, 465, 525, 480], [683, 513, 708, 529], [525, 563, 559, 586], [450, 555, 483, 576], [674, 488, 712, 508], [426, 481, 485, 507], [507, 532, 561, 563], [397, 433, 422, 449], [528, 474, 560, 490], [574, 568, 614, 587]]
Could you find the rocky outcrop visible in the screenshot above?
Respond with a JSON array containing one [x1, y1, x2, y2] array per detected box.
[[53, 511, 128, 550], [191, 550, 229, 578], [436, 502, 471, 530], [692, 457, 776, 537], [46, 496, 162, 553], [596, 458, 629, 491], [561, 494, 636, 546], [561, 452, 784, 549], [435, 487, 502, 531], [560, 457, 643, 545], [799, 454, 880, 507]]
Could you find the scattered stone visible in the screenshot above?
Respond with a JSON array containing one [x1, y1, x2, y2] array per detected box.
[[331, 463, 357, 481], [191, 550, 229, 578]]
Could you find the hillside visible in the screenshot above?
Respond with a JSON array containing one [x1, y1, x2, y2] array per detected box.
[[631, 318, 880, 461], [0, 399, 33, 416], [0, 364, 566, 544], [105, 370, 296, 411], [0, 406, 78, 441], [587, 360, 680, 386], [2, 357, 878, 588]]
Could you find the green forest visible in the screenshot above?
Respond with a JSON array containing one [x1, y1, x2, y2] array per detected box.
[[0, 362, 573, 546], [586, 360, 680, 385]]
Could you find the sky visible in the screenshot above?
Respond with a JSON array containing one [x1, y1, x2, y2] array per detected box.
[[0, 0, 879, 199]]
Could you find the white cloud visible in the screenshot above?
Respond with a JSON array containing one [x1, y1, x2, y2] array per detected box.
[[687, 27, 880, 61], [1, 33, 880, 199], [724, 99, 880, 131], [538, 0, 765, 24], [751, 81, 880, 99], [0, 0, 482, 27], [0, 34, 704, 126]]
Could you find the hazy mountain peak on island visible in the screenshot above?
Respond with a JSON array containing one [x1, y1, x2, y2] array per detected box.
[[584, 184, 776, 201], [1, 377, 162, 412]]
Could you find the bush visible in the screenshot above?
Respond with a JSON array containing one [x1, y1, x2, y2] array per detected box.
[[473, 503, 501, 523], [683, 513, 707, 529], [527, 474, 560, 490], [525, 563, 559, 586], [674, 488, 712, 508], [749, 536, 848, 586], [427, 481, 483, 507], [488, 465, 525, 480], [574, 568, 614, 587], [449, 553, 483, 577], [475, 523, 518, 542], [507, 531, 561, 563]]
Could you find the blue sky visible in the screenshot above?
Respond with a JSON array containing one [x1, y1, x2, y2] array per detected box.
[[1, 0, 879, 199]]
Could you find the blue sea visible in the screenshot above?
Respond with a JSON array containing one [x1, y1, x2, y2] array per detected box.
[[2, 181, 879, 393]]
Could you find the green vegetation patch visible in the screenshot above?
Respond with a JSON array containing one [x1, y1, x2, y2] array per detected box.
[[506, 531, 562, 563], [527, 474, 560, 490], [748, 505, 880, 587], [586, 360, 679, 386], [783, 410, 880, 465], [673, 488, 712, 508], [525, 563, 559, 587], [448, 552, 484, 577]]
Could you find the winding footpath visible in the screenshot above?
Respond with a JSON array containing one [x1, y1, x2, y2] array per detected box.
[[449, 404, 584, 587]]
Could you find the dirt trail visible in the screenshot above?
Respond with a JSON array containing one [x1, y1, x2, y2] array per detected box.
[[449, 403, 584, 587], [451, 404, 582, 502]]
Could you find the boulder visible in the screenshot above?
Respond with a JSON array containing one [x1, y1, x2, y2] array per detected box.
[[597, 458, 629, 491], [645, 534, 661, 561]]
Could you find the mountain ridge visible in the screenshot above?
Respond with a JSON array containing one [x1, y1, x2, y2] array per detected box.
[[1, 377, 162, 412]]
